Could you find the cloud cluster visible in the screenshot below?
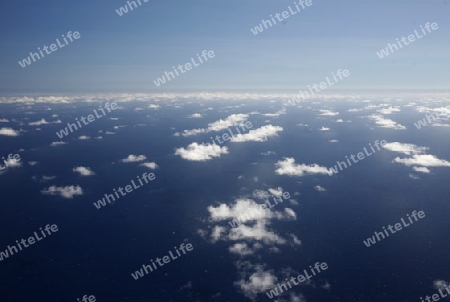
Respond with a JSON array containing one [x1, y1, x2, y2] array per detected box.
[[394, 154, 450, 168], [382, 142, 429, 155], [234, 264, 278, 299], [275, 158, 333, 177], [383, 142, 450, 173], [377, 106, 400, 115], [50, 141, 67, 146], [139, 162, 158, 169], [319, 109, 339, 116], [120, 154, 147, 163], [230, 125, 283, 142], [28, 119, 50, 126], [369, 114, 406, 130], [41, 185, 83, 199], [0, 128, 20, 136], [73, 166, 95, 176], [181, 114, 248, 137], [175, 143, 228, 161]]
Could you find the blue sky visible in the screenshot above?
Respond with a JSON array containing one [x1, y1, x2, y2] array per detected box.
[[0, 0, 449, 93]]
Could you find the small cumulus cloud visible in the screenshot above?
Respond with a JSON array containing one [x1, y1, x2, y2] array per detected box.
[[231, 125, 283, 142], [369, 115, 406, 130], [139, 162, 158, 169], [73, 166, 95, 176], [175, 143, 228, 161], [0, 128, 20, 136], [120, 155, 147, 163], [275, 158, 333, 177], [41, 185, 83, 199], [50, 141, 68, 147]]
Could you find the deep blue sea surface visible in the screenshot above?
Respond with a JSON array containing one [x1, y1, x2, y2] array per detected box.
[[0, 98, 449, 301]]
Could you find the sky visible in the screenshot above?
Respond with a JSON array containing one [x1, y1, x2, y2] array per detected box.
[[0, 0, 449, 93]]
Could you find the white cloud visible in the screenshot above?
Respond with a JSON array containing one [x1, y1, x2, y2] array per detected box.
[[377, 106, 401, 114], [206, 194, 297, 247], [73, 166, 95, 176], [319, 126, 330, 131], [120, 155, 147, 163], [0, 128, 20, 136], [412, 166, 430, 173], [0, 118, 9, 122], [50, 141, 67, 146], [234, 265, 278, 299], [29, 119, 49, 126], [230, 125, 283, 142], [261, 151, 276, 156], [41, 185, 83, 199], [181, 128, 206, 136], [0, 157, 22, 169], [382, 142, 429, 155], [314, 185, 326, 192], [393, 155, 450, 167], [32, 175, 57, 182], [190, 113, 203, 118], [78, 135, 90, 140], [253, 190, 270, 200], [319, 109, 339, 116], [369, 114, 406, 130], [229, 243, 255, 256], [229, 220, 286, 245], [182, 114, 248, 137], [175, 143, 228, 161], [148, 104, 160, 109], [262, 109, 286, 117], [208, 199, 267, 223], [139, 162, 158, 169], [284, 208, 297, 219], [434, 280, 450, 290], [290, 234, 301, 245], [275, 158, 333, 177], [209, 114, 249, 131], [268, 187, 283, 198]]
